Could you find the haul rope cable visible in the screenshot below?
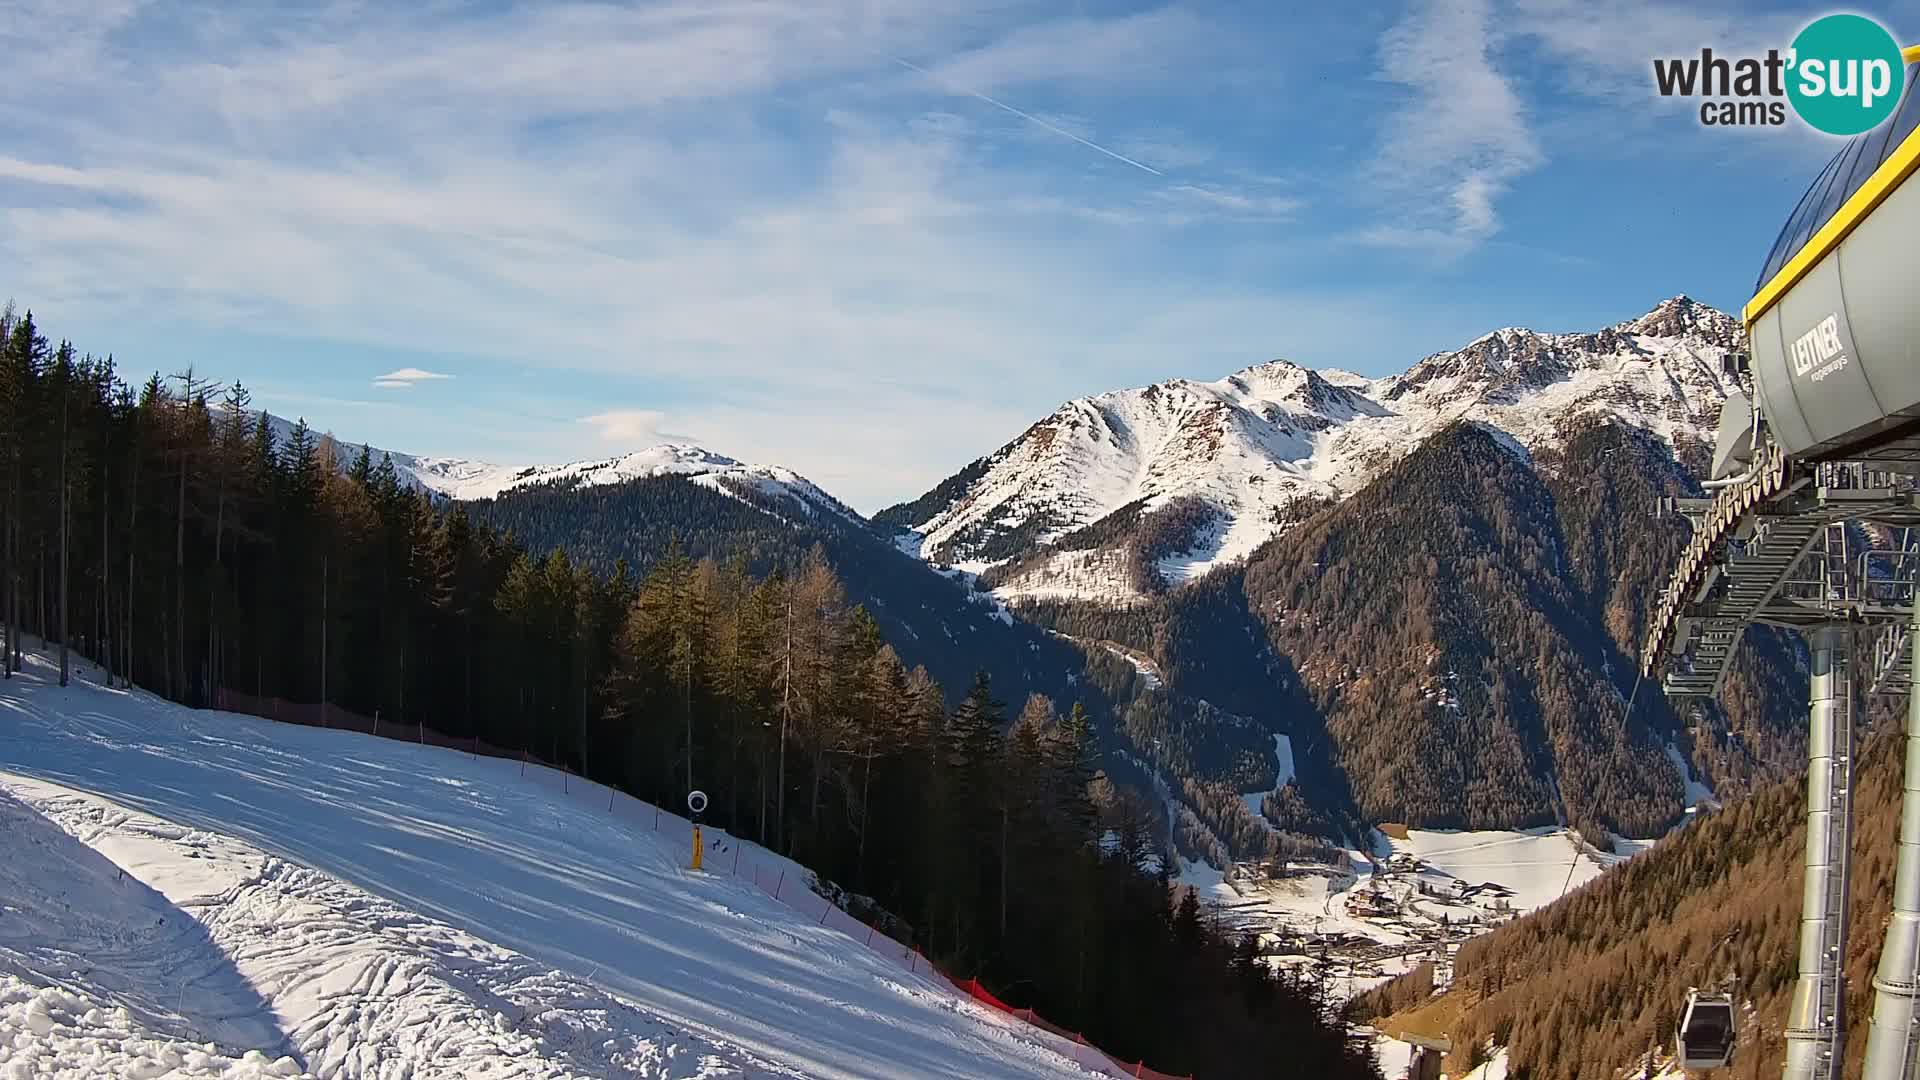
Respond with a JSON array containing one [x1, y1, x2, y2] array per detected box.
[[1557, 665, 1647, 901]]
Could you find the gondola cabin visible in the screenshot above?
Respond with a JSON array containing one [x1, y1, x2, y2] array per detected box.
[[1676, 989, 1736, 1070]]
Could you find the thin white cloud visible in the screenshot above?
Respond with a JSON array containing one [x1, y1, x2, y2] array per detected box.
[[1506, 0, 1838, 164], [925, 8, 1207, 95], [0, 1, 1391, 506], [1362, 0, 1543, 255], [1162, 184, 1302, 219], [1511, 0, 1804, 102], [1113, 135, 1217, 172], [579, 409, 670, 445], [891, 56, 1164, 175], [371, 367, 453, 389]]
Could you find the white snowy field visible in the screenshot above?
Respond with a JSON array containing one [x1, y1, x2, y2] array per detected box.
[[1385, 827, 1606, 916], [1184, 822, 1611, 946], [0, 650, 1102, 1080], [1239, 735, 1295, 826], [1367, 1032, 1415, 1080]]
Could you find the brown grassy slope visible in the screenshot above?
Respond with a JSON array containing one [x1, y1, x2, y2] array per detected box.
[[1378, 719, 1906, 1080]]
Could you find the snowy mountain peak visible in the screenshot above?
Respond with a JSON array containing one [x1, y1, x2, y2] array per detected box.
[[1616, 294, 1740, 345], [886, 298, 1743, 604], [402, 442, 763, 499], [254, 413, 852, 523], [410, 442, 857, 521], [1315, 368, 1374, 392], [608, 443, 743, 472], [1221, 358, 1338, 404]]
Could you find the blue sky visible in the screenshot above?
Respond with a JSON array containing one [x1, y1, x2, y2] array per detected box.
[[3, 0, 1914, 510]]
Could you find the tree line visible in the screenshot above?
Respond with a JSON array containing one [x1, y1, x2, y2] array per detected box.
[[0, 307, 1380, 1078]]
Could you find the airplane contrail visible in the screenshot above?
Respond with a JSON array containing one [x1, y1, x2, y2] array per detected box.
[[891, 55, 1165, 177]]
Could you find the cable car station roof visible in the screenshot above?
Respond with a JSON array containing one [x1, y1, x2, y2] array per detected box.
[[1747, 52, 1920, 326]]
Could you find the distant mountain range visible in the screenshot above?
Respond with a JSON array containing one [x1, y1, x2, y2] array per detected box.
[[261, 415, 854, 522], [877, 296, 1743, 603], [264, 296, 1803, 864]]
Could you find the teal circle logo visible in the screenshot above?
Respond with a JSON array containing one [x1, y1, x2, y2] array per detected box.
[[1787, 14, 1906, 135]]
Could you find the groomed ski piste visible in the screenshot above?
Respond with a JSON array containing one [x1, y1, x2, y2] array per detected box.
[[0, 648, 1108, 1079]]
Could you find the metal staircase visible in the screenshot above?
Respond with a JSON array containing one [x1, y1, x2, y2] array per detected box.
[[1868, 528, 1920, 697], [1658, 512, 1830, 697], [1874, 624, 1915, 697], [1649, 461, 1920, 699]]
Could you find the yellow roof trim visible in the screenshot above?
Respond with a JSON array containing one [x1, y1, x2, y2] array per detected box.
[[1907, 44, 1920, 62], [1746, 99, 1920, 326]]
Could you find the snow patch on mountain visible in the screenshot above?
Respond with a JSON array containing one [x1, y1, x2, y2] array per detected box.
[[255, 414, 852, 522], [1241, 735, 1296, 827], [890, 297, 1740, 603], [409, 444, 857, 521], [1665, 744, 1718, 815]]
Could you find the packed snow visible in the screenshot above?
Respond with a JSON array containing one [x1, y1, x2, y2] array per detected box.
[[1240, 735, 1295, 826], [1100, 644, 1162, 691], [1369, 1032, 1416, 1080], [1665, 744, 1718, 814], [897, 298, 1742, 603], [1609, 836, 1659, 860], [1385, 827, 1604, 916], [1, 774, 788, 1080], [1170, 819, 1646, 1019], [0, 650, 1104, 1080], [1458, 1049, 1510, 1080]]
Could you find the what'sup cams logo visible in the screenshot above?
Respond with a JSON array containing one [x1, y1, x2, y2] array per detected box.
[[1652, 13, 1907, 134]]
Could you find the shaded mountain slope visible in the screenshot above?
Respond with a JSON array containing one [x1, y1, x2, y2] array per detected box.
[[469, 474, 1340, 867], [1018, 419, 1809, 840]]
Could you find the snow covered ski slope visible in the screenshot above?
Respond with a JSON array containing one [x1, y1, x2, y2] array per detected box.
[[0, 651, 1101, 1079]]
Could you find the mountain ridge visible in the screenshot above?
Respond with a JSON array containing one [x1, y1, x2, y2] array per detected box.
[[256, 410, 856, 523], [881, 296, 1742, 604], [253, 295, 1789, 858]]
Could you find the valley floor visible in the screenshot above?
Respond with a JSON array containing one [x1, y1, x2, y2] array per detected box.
[[1181, 810, 1662, 1079], [0, 650, 1100, 1080]]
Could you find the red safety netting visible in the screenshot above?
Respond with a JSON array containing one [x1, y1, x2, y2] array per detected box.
[[210, 688, 1192, 1079], [952, 977, 1191, 1080]]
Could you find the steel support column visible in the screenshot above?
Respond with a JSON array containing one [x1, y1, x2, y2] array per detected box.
[[1864, 600, 1920, 1080], [1785, 626, 1854, 1080]]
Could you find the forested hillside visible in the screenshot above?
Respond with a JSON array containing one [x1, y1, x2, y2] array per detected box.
[[1017, 419, 1807, 839], [466, 471, 1108, 732], [468, 464, 1339, 869], [0, 306, 1381, 1078], [1356, 693, 1906, 1080]]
